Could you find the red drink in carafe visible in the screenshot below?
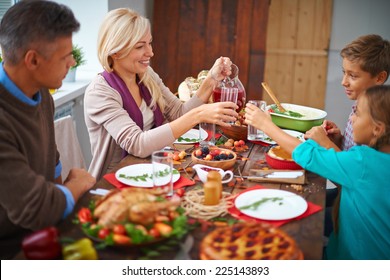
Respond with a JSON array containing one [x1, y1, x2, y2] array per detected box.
[[212, 87, 245, 113]]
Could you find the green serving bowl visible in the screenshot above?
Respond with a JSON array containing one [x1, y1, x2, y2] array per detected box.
[[267, 103, 327, 132]]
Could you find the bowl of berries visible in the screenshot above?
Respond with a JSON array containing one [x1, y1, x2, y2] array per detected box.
[[191, 146, 237, 170]]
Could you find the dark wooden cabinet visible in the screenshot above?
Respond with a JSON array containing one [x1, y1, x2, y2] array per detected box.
[[152, 0, 269, 101]]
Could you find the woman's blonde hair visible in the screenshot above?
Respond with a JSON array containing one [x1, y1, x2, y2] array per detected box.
[[97, 8, 164, 111]]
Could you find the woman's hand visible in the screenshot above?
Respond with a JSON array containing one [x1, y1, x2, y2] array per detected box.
[[198, 101, 238, 126], [195, 57, 232, 103], [209, 57, 232, 81]]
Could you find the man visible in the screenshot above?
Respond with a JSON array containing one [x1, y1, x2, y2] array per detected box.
[[0, 1, 95, 259]]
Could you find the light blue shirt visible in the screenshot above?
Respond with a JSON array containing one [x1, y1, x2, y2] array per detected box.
[[293, 139, 390, 259], [0, 63, 74, 219]]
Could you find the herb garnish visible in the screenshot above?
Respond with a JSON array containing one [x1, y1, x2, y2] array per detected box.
[[270, 104, 304, 118], [118, 169, 179, 181], [178, 137, 198, 142], [239, 197, 283, 211]]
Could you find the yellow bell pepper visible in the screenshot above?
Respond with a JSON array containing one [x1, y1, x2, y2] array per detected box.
[[62, 238, 98, 260]]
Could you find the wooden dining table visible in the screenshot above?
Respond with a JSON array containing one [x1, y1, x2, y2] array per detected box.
[[26, 141, 326, 260]]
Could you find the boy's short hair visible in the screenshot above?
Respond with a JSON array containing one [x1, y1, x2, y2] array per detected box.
[[341, 34, 390, 82]]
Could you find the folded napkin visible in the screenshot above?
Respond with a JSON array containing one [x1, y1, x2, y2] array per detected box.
[[228, 185, 322, 227], [248, 140, 272, 146], [103, 173, 196, 190]]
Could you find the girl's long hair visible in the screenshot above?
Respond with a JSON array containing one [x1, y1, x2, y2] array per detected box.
[[365, 85, 390, 149]]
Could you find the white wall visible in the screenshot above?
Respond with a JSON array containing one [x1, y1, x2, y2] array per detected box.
[[54, 0, 153, 168], [325, 0, 390, 132], [108, 0, 154, 19], [55, 0, 108, 73], [57, 0, 153, 72]]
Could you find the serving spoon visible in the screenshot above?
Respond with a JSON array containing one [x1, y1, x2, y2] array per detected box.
[[261, 82, 304, 118], [261, 82, 287, 113]]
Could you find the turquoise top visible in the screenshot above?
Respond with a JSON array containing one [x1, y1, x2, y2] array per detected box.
[[293, 140, 390, 259]]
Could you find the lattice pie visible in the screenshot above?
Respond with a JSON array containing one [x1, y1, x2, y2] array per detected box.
[[200, 222, 303, 260]]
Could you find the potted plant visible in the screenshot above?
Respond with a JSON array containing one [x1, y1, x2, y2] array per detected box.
[[64, 44, 86, 82]]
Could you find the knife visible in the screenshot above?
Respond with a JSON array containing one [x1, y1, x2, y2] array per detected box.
[[174, 234, 194, 260], [234, 171, 303, 179], [89, 188, 110, 196]]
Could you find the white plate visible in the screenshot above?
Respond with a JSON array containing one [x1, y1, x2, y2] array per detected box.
[[174, 128, 207, 144], [115, 163, 180, 188], [255, 129, 305, 145], [234, 189, 308, 220]]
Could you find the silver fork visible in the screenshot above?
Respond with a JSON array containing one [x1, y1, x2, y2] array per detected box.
[[181, 160, 194, 181], [171, 144, 195, 156], [237, 166, 244, 180]]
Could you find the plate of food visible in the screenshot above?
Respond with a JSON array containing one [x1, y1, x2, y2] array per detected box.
[[234, 189, 308, 220], [174, 128, 207, 144], [115, 163, 180, 187], [77, 188, 189, 247], [253, 129, 305, 145]]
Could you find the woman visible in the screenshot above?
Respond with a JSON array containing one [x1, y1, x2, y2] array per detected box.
[[84, 8, 237, 180], [244, 85, 390, 259]]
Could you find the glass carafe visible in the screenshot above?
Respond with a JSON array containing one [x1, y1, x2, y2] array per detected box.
[[212, 64, 246, 113]]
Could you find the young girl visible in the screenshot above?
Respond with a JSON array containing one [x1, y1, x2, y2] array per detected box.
[[244, 85, 390, 259]]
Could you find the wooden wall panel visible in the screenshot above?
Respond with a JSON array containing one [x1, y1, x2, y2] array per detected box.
[[263, 0, 333, 109], [248, 0, 269, 98], [152, 0, 269, 101], [152, 0, 180, 90], [205, 0, 224, 63]]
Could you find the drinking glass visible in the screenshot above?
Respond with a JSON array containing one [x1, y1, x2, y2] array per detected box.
[[152, 151, 173, 196], [220, 87, 238, 124], [199, 123, 215, 146], [185, 77, 199, 98], [247, 100, 267, 140]]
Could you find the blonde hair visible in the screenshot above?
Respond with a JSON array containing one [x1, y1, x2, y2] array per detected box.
[[97, 8, 164, 111]]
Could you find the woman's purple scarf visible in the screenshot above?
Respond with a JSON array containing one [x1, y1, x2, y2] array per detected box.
[[102, 71, 164, 158]]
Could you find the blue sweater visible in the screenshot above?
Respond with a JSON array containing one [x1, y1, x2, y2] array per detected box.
[[293, 140, 390, 259]]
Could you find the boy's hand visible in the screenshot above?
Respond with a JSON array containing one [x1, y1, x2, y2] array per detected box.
[[322, 120, 341, 137]]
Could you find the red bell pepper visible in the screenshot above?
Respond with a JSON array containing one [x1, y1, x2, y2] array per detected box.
[[22, 227, 62, 260]]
